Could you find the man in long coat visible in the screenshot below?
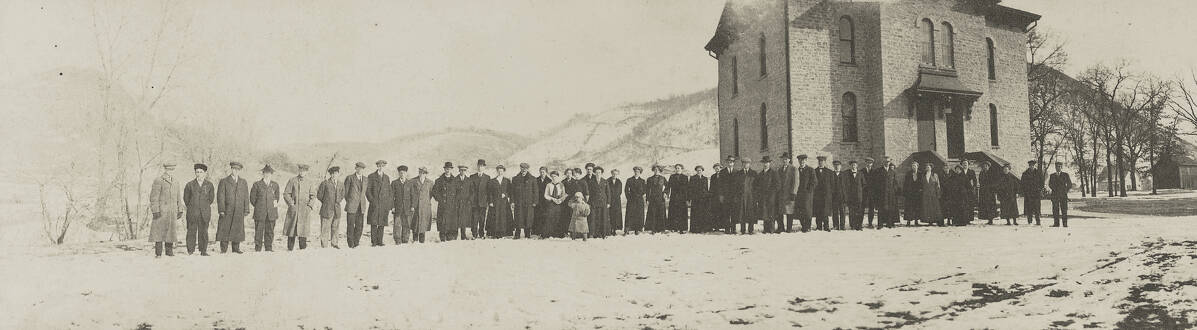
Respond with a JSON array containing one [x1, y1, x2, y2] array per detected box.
[[709, 162, 728, 233], [511, 163, 539, 239], [977, 161, 999, 224], [1021, 160, 1045, 225], [391, 165, 414, 244], [793, 155, 817, 232], [149, 163, 183, 257], [688, 166, 710, 233], [607, 169, 624, 235], [343, 162, 368, 248], [410, 167, 436, 242], [812, 156, 836, 232], [588, 166, 611, 238], [624, 167, 647, 235], [902, 161, 922, 226], [316, 166, 344, 248], [487, 165, 514, 238], [432, 163, 460, 242], [250, 165, 281, 252], [842, 161, 866, 230], [860, 157, 876, 228], [877, 160, 901, 228], [962, 160, 979, 224], [453, 164, 474, 240], [776, 153, 796, 233], [365, 160, 393, 246], [534, 166, 551, 237], [183, 163, 215, 256], [733, 158, 757, 234], [1048, 161, 1073, 227], [755, 157, 778, 233], [216, 162, 250, 253], [645, 166, 668, 233], [469, 160, 492, 239], [829, 160, 846, 230], [283, 164, 317, 250]]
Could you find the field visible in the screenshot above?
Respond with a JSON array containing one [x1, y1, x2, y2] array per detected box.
[[1, 191, 1196, 329]]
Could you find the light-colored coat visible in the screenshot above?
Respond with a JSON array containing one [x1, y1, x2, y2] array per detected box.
[[283, 175, 317, 237], [148, 174, 183, 242], [410, 176, 435, 232]]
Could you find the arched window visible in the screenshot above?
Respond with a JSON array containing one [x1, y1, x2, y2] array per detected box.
[[759, 103, 769, 150], [921, 18, 935, 66], [759, 34, 767, 77], [839, 16, 855, 64], [940, 22, 955, 69], [986, 38, 996, 80], [733, 118, 740, 156], [842, 93, 858, 142], [989, 104, 999, 146]]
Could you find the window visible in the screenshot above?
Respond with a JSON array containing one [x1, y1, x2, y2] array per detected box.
[[842, 93, 858, 142], [921, 18, 935, 66], [839, 16, 855, 64], [940, 22, 955, 69], [759, 34, 767, 76], [731, 56, 739, 95], [989, 104, 999, 146], [733, 118, 741, 156], [759, 103, 769, 150], [986, 38, 996, 80]]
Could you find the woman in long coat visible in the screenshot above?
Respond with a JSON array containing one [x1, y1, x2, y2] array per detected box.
[[409, 168, 435, 243], [878, 163, 901, 228], [665, 165, 690, 232], [568, 192, 591, 240], [624, 168, 646, 235], [943, 165, 971, 226], [607, 170, 624, 235], [543, 171, 567, 238], [487, 170, 514, 238], [918, 163, 943, 226], [282, 166, 317, 250], [645, 167, 668, 233], [998, 164, 1021, 225], [978, 162, 1000, 223]]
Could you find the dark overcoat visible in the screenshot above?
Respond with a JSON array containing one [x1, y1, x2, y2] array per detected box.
[[998, 172, 1021, 218], [624, 176, 646, 230], [184, 179, 215, 227], [901, 170, 921, 219], [249, 180, 280, 221], [607, 177, 624, 230], [216, 175, 250, 242], [813, 167, 837, 217], [487, 176, 513, 236], [645, 175, 667, 231], [366, 171, 393, 226], [841, 170, 864, 208], [732, 169, 757, 223], [755, 168, 778, 220], [452, 174, 473, 228], [431, 174, 460, 232], [343, 174, 367, 214], [794, 166, 817, 219], [316, 178, 343, 219]]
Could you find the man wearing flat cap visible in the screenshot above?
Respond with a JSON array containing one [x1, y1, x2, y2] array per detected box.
[[149, 163, 183, 257], [249, 165, 281, 252], [511, 163, 538, 239], [812, 156, 835, 231], [183, 163, 215, 255], [755, 156, 779, 233], [453, 164, 474, 239], [283, 164, 317, 250], [1020, 160, 1045, 225], [777, 152, 797, 233], [793, 154, 818, 232], [732, 157, 757, 234], [468, 159, 492, 239], [343, 162, 368, 248], [390, 165, 414, 244], [431, 162, 461, 242], [409, 167, 435, 242], [365, 160, 393, 247], [317, 166, 344, 248], [216, 162, 250, 253]]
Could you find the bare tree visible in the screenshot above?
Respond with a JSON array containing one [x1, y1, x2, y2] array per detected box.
[[1172, 70, 1197, 135], [1078, 61, 1171, 196]]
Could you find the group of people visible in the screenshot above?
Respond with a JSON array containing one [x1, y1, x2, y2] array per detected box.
[[144, 153, 1074, 257]]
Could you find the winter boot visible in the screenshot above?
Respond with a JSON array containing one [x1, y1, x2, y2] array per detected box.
[[287, 237, 296, 251], [299, 237, 308, 250], [164, 243, 174, 256], [154, 242, 163, 257]]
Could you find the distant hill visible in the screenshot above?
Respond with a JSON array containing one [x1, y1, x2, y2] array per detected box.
[[281, 127, 535, 173]]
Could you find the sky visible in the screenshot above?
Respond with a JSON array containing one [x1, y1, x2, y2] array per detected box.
[[1, 0, 1194, 147]]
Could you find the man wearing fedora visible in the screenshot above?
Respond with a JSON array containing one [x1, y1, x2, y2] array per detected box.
[[366, 160, 393, 246], [149, 162, 183, 257], [216, 162, 250, 253], [249, 164, 281, 251], [468, 159, 492, 239], [343, 162, 368, 248], [732, 157, 757, 234], [793, 154, 818, 232], [510, 163, 538, 239], [453, 164, 474, 239], [183, 163, 215, 255], [432, 162, 461, 241], [813, 156, 835, 232]]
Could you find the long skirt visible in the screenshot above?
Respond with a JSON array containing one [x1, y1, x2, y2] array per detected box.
[[588, 206, 608, 237], [609, 202, 624, 232], [487, 203, 513, 237], [646, 200, 666, 232], [543, 203, 564, 237], [625, 199, 645, 231], [667, 200, 688, 231], [1000, 195, 1020, 219], [690, 197, 710, 233], [978, 188, 998, 220]]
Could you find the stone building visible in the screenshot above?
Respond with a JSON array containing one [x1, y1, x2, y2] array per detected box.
[[704, 0, 1039, 171]]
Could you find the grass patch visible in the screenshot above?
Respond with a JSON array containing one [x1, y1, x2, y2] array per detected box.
[[1076, 197, 1197, 217]]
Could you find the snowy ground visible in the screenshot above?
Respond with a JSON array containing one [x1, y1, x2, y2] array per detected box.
[[2, 193, 1197, 329]]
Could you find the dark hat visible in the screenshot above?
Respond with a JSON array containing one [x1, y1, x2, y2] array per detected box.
[[418, 167, 429, 174], [796, 154, 809, 160], [539, 166, 548, 171], [397, 165, 409, 172], [694, 165, 705, 171], [443, 162, 454, 169], [1055, 161, 1064, 165], [848, 160, 858, 165], [585, 163, 596, 169], [593, 166, 603, 172], [328, 166, 341, 174], [297, 164, 310, 171], [376, 160, 388, 166], [519, 163, 530, 169], [633, 166, 643, 172], [354, 162, 367, 169], [674, 163, 684, 168], [863, 157, 875, 163], [495, 164, 506, 171], [477, 159, 487, 166], [725, 155, 737, 161], [713, 163, 723, 168], [816, 156, 827, 161], [194, 163, 208, 171], [780, 152, 791, 159], [1028, 160, 1037, 165], [162, 162, 177, 169], [832, 160, 842, 165], [261, 165, 275, 173], [761, 156, 773, 163], [229, 161, 244, 169]]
